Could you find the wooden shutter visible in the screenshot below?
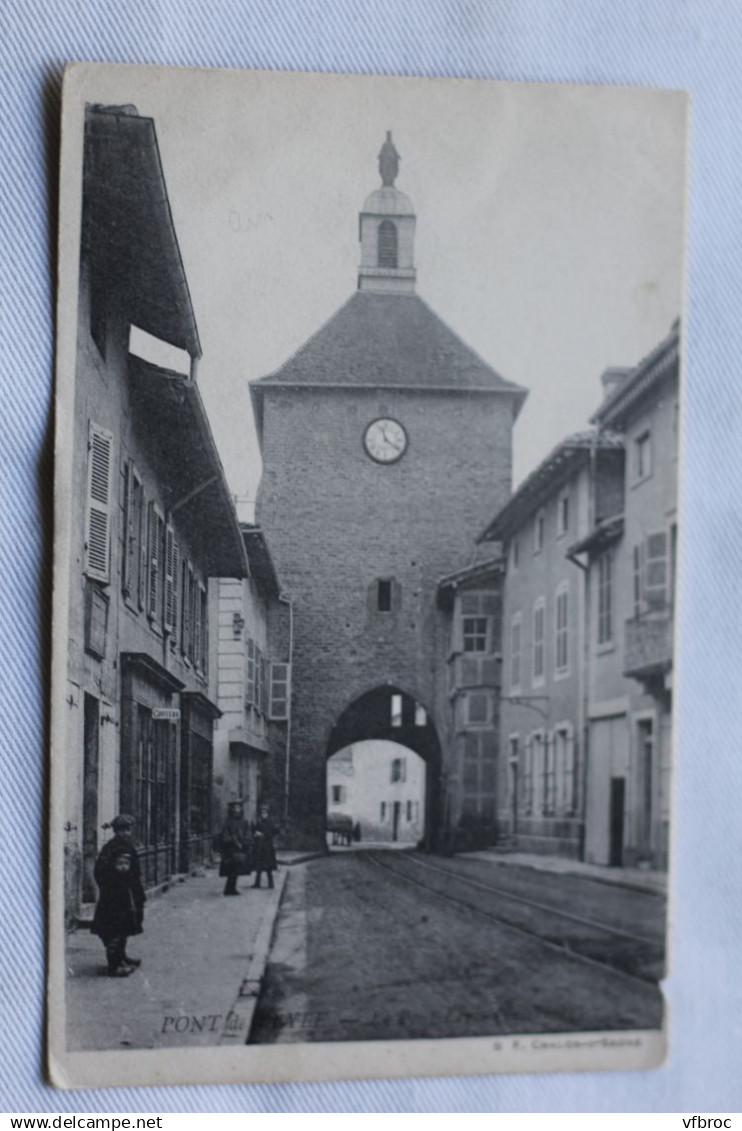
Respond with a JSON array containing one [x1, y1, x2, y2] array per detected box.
[[164, 525, 176, 632], [136, 480, 146, 610], [199, 584, 207, 672], [180, 559, 189, 653], [170, 542, 180, 648], [85, 422, 113, 583], [644, 531, 668, 610], [121, 461, 131, 597], [269, 662, 290, 720], [147, 504, 163, 622], [246, 642, 255, 701], [192, 573, 202, 666]]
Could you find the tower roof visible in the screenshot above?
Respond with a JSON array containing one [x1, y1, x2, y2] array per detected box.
[[250, 291, 527, 434], [361, 186, 415, 216]]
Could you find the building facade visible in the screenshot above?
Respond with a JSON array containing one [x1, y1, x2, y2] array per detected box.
[[63, 106, 247, 925], [326, 742, 426, 844], [575, 324, 679, 870], [209, 525, 291, 829], [480, 434, 624, 859], [250, 135, 526, 848]]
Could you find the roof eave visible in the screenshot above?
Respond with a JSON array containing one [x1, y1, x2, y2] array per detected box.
[[85, 106, 201, 358]]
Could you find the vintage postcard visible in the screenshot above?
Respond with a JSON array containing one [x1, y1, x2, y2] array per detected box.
[[49, 62, 687, 1088]]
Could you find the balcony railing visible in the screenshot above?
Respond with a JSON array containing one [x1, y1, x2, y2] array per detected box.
[[624, 610, 673, 680]]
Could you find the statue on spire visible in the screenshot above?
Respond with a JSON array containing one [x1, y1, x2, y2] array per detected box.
[[378, 131, 400, 187]]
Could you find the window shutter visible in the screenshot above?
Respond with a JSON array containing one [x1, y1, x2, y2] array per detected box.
[[181, 560, 190, 653], [164, 525, 176, 632], [644, 531, 668, 610], [246, 639, 256, 705], [269, 662, 290, 720], [85, 422, 113, 583], [146, 503, 163, 621], [199, 584, 208, 672], [192, 574, 202, 667], [171, 542, 180, 648], [255, 646, 263, 711], [136, 482, 147, 610], [121, 462, 131, 597]]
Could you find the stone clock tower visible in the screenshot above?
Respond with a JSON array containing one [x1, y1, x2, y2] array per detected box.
[[250, 134, 527, 848]]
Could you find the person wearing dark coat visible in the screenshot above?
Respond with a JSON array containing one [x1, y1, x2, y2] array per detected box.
[[219, 801, 252, 895], [252, 806, 278, 889], [91, 814, 145, 977]]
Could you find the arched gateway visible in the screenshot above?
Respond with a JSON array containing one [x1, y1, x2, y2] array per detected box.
[[326, 686, 442, 850]]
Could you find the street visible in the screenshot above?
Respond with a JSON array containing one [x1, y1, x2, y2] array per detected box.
[[250, 851, 665, 1044]]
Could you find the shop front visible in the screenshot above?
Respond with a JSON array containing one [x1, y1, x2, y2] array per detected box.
[[120, 653, 183, 888]]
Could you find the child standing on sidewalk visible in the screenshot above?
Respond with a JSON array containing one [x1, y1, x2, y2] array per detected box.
[[91, 814, 146, 977]]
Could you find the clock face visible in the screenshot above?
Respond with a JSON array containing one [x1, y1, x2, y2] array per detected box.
[[363, 418, 408, 464]]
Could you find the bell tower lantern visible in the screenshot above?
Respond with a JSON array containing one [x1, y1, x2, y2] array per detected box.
[[358, 132, 416, 294]]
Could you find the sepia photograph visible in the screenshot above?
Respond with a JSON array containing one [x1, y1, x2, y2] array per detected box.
[[49, 62, 687, 1088]]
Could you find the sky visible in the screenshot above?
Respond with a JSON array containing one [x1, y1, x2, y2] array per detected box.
[[76, 66, 687, 516]]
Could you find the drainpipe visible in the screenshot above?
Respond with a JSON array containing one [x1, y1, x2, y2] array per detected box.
[[279, 594, 294, 825]]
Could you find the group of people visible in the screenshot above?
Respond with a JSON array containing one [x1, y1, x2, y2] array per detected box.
[[90, 803, 278, 977], [219, 802, 278, 896]]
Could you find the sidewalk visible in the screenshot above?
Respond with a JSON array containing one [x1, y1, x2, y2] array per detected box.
[[66, 866, 286, 1051], [465, 848, 667, 895]]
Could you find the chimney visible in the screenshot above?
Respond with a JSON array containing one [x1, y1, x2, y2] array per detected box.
[[600, 366, 631, 402]]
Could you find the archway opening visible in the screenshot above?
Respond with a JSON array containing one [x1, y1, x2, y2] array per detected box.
[[327, 740, 426, 849], [325, 685, 441, 850]]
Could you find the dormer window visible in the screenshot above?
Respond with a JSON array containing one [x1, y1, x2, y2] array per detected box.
[[378, 220, 398, 268]]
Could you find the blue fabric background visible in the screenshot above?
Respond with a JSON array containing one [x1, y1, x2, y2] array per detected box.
[[2, 0, 741, 1113]]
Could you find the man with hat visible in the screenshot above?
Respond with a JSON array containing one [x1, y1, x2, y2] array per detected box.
[[91, 814, 146, 976]]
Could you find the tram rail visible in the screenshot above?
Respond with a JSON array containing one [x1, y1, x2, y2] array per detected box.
[[364, 850, 664, 988]]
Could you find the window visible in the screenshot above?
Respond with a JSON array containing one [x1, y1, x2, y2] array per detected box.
[[555, 584, 569, 674], [511, 614, 522, 690], [465, 691, 490, 726], [269, 662, 291, 720], [597, 551, 613, 644], [377, 220, 398, 268], [391, 757, 406, 783], [85, 422, 114, 583], [635, 430, 652, 481], [391, 693, 402, 727], [557, 492, 570, 537], [415, 703, 427, 726], [377, 579, 392, 612], [532, 598, 545, 682], [406, 801, 412, 821], [463, 616, 488, 653], [331, 785, 343, 805], [534, 509, 545, 553], [645, 531, 668, 610], [511, 538, 520, 570], [380, 801, 387, 822], [146, 502, 164, 624]]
